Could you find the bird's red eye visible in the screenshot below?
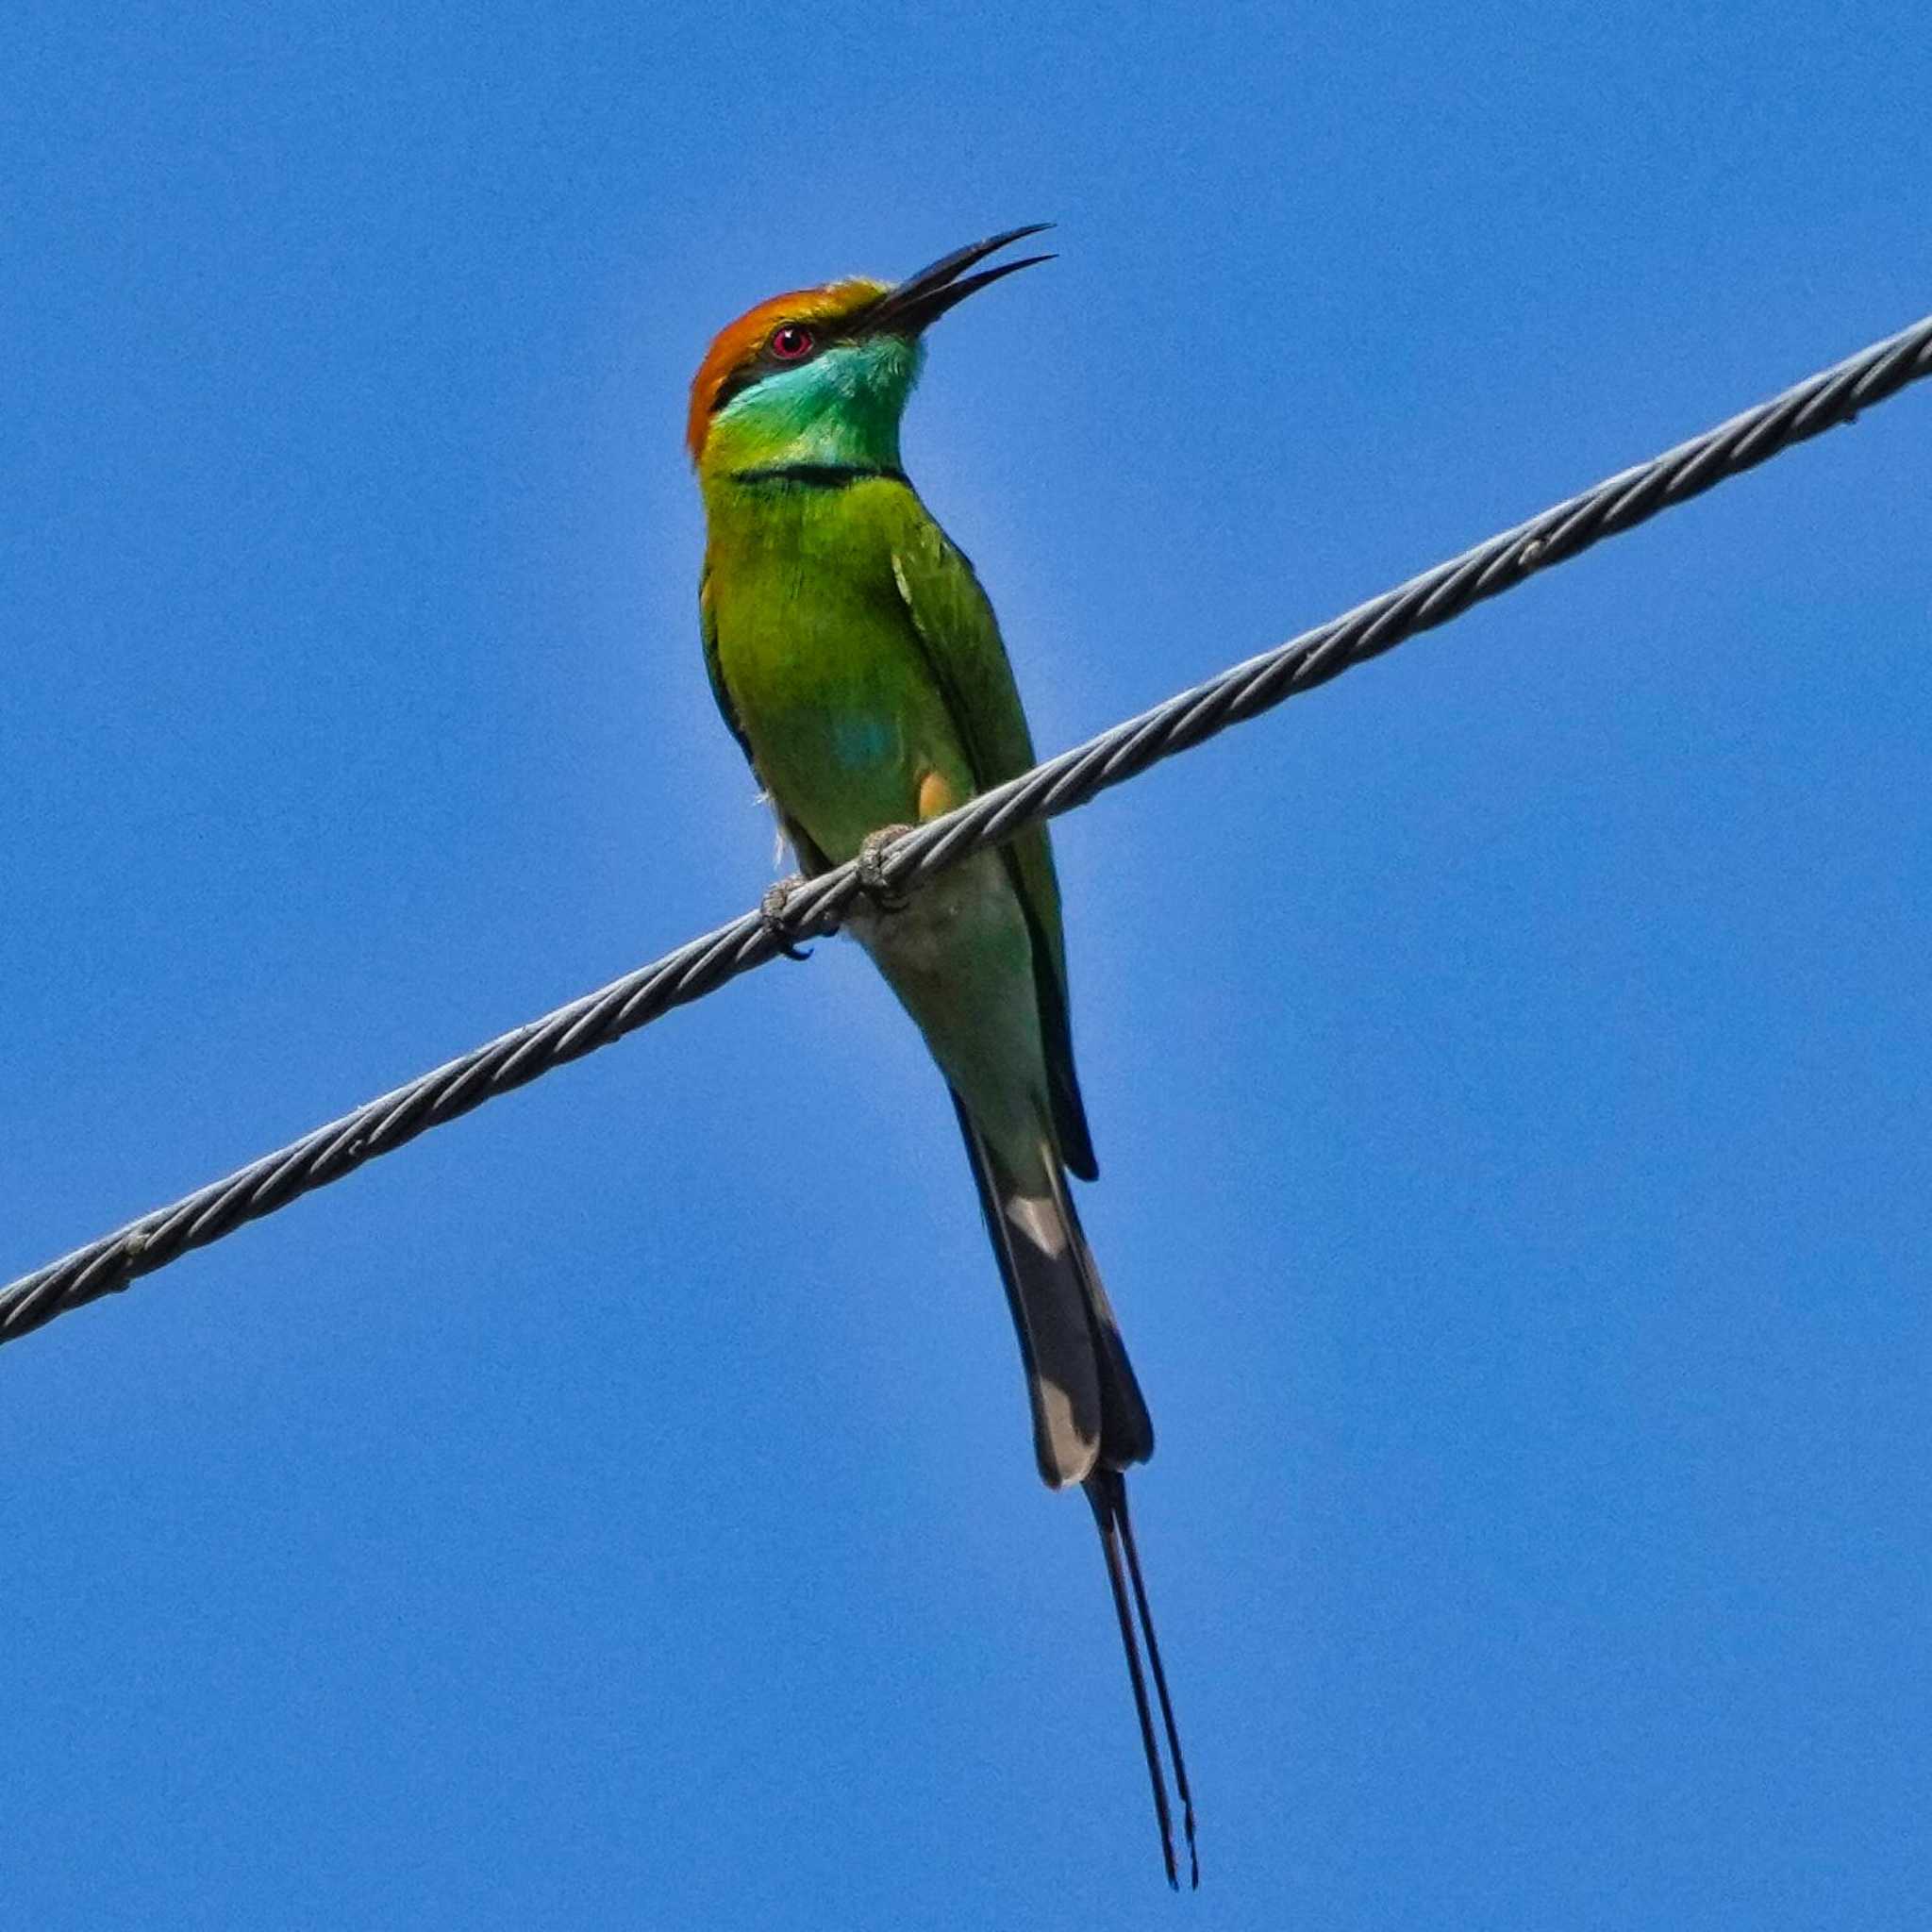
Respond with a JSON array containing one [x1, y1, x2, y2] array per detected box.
[[769, 324, 815, 362]]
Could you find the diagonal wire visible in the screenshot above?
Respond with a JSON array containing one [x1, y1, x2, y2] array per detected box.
[[5, 308, 1930, 1351]]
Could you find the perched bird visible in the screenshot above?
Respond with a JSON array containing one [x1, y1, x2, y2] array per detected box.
[[688, 227, 1195, 1887]]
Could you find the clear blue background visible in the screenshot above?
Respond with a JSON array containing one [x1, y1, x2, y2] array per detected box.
[[5, 5, 1927, 1926]]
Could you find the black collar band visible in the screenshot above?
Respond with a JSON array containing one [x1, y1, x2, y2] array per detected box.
[[728, 462, 908, 490]]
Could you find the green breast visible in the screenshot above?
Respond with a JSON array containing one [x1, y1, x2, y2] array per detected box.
[[704, 477, 970, 864]]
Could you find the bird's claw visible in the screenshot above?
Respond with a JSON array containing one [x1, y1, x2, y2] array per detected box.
[[856, 824, 915, 912], [759, 874, 816, 960]]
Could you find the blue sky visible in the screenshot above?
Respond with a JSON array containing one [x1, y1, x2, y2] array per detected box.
[[4, 4, 1928, 1926]]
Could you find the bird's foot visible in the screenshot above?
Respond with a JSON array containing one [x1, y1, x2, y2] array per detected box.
[[759, 874, 817, 960], [855, 824, 915, 912]]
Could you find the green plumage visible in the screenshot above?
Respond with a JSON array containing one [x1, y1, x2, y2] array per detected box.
[[700, 465, 1094, 1180], [694, 311, 1141, 1491], [689, 242, 1194, 1885]]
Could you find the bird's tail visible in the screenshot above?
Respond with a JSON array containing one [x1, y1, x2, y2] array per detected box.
[[1086, 1466, 1198, 1890], [951, 1095, 1198, 1889]]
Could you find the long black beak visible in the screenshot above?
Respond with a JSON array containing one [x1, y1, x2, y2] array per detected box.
[[863, 224, 1056, 337]]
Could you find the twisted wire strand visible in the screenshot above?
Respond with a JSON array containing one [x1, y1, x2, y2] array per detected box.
[[6, 309, 1930, 1350]]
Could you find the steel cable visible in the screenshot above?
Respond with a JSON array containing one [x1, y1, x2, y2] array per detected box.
[[5, 308, 1929, 1349]]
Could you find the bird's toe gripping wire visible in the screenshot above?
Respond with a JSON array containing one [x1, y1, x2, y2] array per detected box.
[[855, 824, 916, 912], [758, 874, 816, 961]]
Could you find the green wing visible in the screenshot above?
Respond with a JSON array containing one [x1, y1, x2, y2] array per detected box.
[[887, 508, 1097, 1180], [699, 563, 752, 765]]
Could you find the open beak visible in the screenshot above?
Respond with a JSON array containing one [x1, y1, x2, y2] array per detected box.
[[863, 224, 1056, 337]]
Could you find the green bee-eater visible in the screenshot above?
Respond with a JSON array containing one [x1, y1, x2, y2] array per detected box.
[[689, 227, 1195, 1886]]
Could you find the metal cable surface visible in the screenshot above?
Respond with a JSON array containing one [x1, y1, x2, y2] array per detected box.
[[6, 308, 1930, 1349]]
